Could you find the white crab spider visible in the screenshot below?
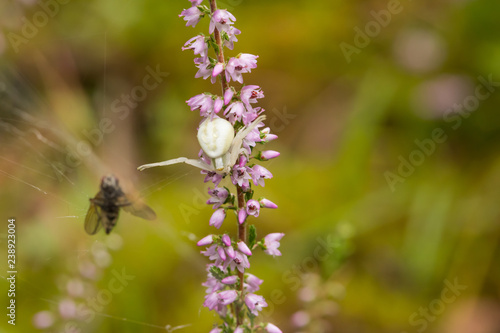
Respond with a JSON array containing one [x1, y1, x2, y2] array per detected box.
[[137, 115, 266, 175]]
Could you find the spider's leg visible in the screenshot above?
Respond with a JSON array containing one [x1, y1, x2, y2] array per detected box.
[[138, 157, 212, 171], [232, 115, 266, 147], [227, 115, 267, 167]]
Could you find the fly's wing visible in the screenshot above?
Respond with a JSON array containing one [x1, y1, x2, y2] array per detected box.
[[84, 200, 103, 235], [116, 193, 157, 221], [123, 199, 157, 220]]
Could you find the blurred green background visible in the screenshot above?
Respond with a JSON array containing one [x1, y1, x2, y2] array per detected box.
[[1, 0, 500, 332]]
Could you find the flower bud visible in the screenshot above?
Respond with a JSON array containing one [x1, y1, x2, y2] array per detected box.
[[224, 88, 234, 105], [217, 246, 226, 261], [221, 234, 231, 247], [260, 198, 278, 209], [260, 150, 280, 160], [237, 241, 252, 256], [214, 97, 224, 113], [209, 209, 226, 229], [212, 62, 224, 77], [221, 276, 238, 284], [238, 208, 247, 224], [246, 199, 260, 217], [225, 245, 236, 259], [266, 323, 282, 333], [197, 235, 214, 246]]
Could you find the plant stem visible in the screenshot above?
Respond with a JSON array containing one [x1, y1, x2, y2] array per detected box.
[[210, 0, 246, 325], [237, 186, 246, 270], [209, 0, 229, 92]]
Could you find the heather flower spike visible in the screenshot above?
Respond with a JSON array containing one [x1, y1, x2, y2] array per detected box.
[[138, 1, 283, 331]]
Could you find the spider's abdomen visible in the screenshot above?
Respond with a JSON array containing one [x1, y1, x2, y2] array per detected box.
[[197, 117, 235, 159]]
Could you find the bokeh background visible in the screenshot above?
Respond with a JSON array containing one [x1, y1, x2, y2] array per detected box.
[[1, 0, 500, 332]]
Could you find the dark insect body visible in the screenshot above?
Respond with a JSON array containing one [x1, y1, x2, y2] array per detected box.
[[84, 175, 156, 235]]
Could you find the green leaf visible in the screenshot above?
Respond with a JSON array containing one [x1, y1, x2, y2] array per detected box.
[[212, 43, 220, 55], [245, 189, 254, 201], [209, 266, 225, 280], [249, 225, 257, 248]]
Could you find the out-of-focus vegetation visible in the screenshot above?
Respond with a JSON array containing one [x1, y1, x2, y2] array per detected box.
[[1, 0, 500, 332]]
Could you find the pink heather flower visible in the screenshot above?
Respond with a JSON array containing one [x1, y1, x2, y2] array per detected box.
[[261, 127, 278, 142], [225, 57, 245, 83], [241, 182, 251, 192], [230, 251, 250, 273], [245, 273, 263, 293], [291, 311, 311, 327], [32, 311, 54, 329], [204, 292, 219, 310], [221, 234, 231, 247], [244, 293, 268, 316], [179, 6, 203, 28], [209, 9, 236, 34], [194, 57, 217, 84], [187, 93, 214, 117], [202, 245, 226, 266], [212, 62, 224, 77], [224, 88, 234, 105], [260, 198, 278, 209], [231, 159, 252, 188], [209, 328, 222, 333], [242, 107, 261, 126], [207, 187, 229, 209], [203, 266, 224, 293], [223, 26, 241, 50], [202, 170, 223, 186], [182, 35, 207, 58], [197, 234, 214, 246], [243, 127, 262, 153], [266, 323, 283, 333], [224, 101, 246, 124], [260, 150, 280, 160], [199, 149, 212, 165], [214, 96, 224, 114], [225, 54, 259, 83], [237, 241, 252, 256], [238, 208, 247, 224], [189, 0, 203, 6], [58, 299, 77, 319], [240, 85, 264, 107], [225, 244, 236, 259], [221, 275, 238, 284], [264, 233, 285, 257], [238, 53, 258, 71], [246, 199, 260, 217], [251, 164, 273, 187], [234, 327, 243, 333], [209, 209, 226, 229], [218, 290, 238, 305], [217, 245, 227, 261]]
